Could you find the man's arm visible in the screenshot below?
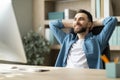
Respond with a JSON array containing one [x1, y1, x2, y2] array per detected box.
[[95, 16, 118, 51], [92, 18, 104, 27], [49, 20, 69, 45], [62, 20, 73, 28]]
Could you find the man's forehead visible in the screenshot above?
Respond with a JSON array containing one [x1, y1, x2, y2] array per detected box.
[[75, 13, 88, 18]]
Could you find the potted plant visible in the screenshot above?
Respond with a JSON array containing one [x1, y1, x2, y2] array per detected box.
[[22, 30, 50, 66]]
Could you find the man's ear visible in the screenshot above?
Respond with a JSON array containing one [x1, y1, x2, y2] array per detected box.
[[88, 22, 93, 30]]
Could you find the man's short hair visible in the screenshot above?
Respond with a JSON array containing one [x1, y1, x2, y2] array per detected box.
[[77, 9, 93, 22]]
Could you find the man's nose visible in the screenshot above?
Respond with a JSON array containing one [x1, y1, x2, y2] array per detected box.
[[75, 20, 79, 25]]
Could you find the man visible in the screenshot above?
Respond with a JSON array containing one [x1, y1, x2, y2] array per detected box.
[[49, 9, 117, 69]]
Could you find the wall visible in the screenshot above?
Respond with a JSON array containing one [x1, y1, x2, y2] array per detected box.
[[12, 0, 33, 37], [111, 0, 120, 16]]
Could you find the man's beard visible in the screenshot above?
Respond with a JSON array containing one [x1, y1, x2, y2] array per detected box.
[[74, 27, 87, 33]]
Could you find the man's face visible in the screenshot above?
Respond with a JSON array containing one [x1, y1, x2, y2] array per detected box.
[[73, 13, 91, 33]]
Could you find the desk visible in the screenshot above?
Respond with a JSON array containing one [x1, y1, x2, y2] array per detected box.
[[0, 64, 119, 80]]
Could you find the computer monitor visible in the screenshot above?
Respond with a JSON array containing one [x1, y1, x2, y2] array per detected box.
[[0, 0, 27, 63]]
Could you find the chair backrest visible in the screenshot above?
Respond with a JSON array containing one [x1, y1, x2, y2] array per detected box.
[[91, 26, 110, 69]]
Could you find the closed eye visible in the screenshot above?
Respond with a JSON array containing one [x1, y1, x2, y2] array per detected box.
[[74, 17, 85, 21]]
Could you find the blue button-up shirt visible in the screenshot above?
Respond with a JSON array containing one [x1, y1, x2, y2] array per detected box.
[[49, 17, 117, 69]]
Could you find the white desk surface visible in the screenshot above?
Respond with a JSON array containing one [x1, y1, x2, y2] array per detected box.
[[0, 63, 119, 80]]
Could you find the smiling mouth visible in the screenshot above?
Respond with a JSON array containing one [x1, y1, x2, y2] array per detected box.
[[75, 25, 82, 28]]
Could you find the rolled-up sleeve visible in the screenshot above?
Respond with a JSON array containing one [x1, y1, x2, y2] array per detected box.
[[49, 20, 67, 45], [97, 16, 118, 49]]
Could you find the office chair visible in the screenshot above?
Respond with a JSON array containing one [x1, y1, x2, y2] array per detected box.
[[92, 26, 111, 69]]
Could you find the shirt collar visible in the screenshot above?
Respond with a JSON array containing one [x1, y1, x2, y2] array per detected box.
[[74, 32, 93, 41]]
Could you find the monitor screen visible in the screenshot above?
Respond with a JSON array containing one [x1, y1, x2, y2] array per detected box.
[[0, 0, 27, 63]]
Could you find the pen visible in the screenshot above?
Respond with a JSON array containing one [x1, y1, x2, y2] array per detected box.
[[114, 57, 119, 64], [101, 54, 109, 63]]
